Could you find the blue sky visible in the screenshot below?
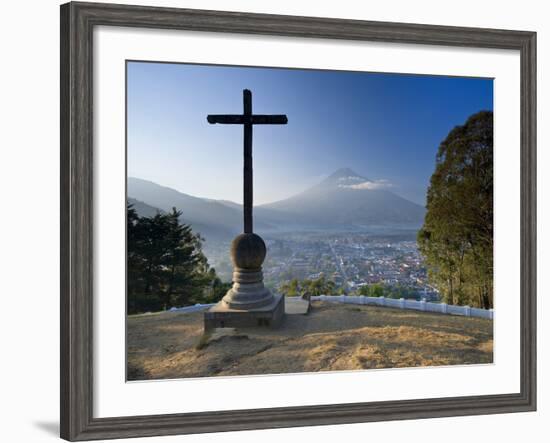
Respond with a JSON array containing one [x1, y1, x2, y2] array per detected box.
[[127, 61, 493, 205]]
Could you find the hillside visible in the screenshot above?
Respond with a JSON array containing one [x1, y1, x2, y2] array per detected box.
[[261, 168, 426, 227], [127, 169, 425, 241], [128, 177, 274, 240], [127, 302, 493, 380], [127, 197, 163, 217]]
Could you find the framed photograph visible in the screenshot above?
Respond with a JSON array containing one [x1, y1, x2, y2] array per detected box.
[[60, 1, 536, 441]]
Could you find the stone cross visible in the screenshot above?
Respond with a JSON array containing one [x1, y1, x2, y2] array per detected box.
[[207, 89, 288, 233], [204, 90, 288, 330]]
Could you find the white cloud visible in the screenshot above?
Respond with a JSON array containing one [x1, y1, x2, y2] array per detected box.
[[337, 176, 364, 182], [338, 179, 393, 190]]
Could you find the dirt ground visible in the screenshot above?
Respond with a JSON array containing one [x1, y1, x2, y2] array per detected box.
[[127, 301, 493, 380]]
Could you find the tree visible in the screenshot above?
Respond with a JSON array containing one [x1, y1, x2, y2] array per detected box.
[[279, 275, 336, 297], [201, 268, 232, 304], [418, 111, 493, 308], [280, 278, 300, 296], [127, 204, 144, 304], [359, 283, 384, 297], [127, 204, 225, 313], [304, 275, 335, 296]]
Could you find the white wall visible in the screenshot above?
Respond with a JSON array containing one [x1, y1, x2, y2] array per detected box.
[[0, 1, 547, 442]]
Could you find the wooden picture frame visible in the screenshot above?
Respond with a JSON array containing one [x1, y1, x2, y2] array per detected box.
[[60, 1, 536, 440]]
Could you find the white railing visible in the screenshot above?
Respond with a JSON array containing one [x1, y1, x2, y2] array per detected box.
[[310, 295, 494, 320], [164, 297, 494, 321]]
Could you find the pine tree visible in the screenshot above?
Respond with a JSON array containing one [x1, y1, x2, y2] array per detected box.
[[126, 204, 225, 314]]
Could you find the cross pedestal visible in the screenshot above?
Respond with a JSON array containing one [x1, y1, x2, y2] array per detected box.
[[203, 90, 287, 331], [204, 233, 285, 330]]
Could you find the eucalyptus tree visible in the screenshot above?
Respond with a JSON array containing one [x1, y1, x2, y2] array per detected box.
[[418, 111, 493, 308]]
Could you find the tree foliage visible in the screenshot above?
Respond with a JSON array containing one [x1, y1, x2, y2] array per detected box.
[[418, 111, 493, 308], [279, 275, 336, 297], [358, 283, 384, 297], [127, 204, 228, 313], [358, 283, 418, 299]]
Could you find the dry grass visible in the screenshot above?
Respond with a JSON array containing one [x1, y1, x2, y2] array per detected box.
[[127, 302, 493, 380]]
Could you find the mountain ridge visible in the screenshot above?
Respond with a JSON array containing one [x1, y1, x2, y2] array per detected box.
[[128, 169, 425, 240], [261, 168, 425, 227]]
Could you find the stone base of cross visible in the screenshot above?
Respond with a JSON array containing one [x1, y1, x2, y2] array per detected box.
[[203, 90, 287, 330], [203, 232, 285, 330]]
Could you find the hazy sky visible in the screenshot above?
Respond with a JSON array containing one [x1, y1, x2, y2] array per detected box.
[[127, 61, 493, 205]]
